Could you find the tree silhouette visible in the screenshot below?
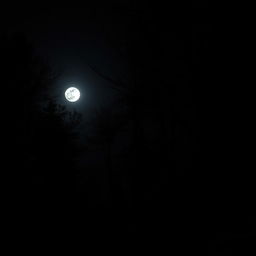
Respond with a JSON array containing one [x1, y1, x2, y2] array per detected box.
[[84, 100, 131, 206], [1, 32, 82, 192], [86, 4, 205, 209], [32, 100, 82, 186]]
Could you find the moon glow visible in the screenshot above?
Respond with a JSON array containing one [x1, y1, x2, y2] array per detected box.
[[65, 87, 80, 102]]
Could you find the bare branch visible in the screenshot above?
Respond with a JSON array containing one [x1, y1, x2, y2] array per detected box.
[[87, 64, 130, 94]]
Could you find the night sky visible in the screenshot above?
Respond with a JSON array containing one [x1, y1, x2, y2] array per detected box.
[[1, 1, 255, 253]]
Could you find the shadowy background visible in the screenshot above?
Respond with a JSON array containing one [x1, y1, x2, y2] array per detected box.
[[1, 1, 254, 254]]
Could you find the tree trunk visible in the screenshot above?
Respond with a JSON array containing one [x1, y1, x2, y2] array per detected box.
[[105, 140, 113, 206]]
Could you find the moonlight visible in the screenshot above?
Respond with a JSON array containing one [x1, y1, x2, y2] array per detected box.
[[65, 87, 80, 102]]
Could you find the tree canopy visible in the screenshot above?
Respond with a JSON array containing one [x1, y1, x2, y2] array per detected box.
[[1, 32, 81, 188]]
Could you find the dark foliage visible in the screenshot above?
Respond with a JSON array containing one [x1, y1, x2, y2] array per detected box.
[[1, 33, 81, 191]]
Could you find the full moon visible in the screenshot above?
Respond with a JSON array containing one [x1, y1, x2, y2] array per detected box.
[[65, 87, 80, 102]]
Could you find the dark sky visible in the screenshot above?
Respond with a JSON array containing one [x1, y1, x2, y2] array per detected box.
[[2, 0, 211, 170], [3, 2, 255, 252], [2, 1, 210, 105], [3, 2, 129, 110]]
